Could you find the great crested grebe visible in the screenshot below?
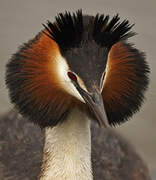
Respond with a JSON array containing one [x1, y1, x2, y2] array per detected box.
[[3, 10, 150, 180]]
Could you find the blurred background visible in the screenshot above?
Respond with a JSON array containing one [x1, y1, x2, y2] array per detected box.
[[0, 0, 155, 178]]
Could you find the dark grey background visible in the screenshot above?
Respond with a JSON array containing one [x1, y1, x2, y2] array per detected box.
[[0, 0, 155, 178]]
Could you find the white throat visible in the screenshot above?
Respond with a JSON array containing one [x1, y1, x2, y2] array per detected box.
[[39, 107, 93, 180]]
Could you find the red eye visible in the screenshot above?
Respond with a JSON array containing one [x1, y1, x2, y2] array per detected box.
[[67, 72, 77, 82]]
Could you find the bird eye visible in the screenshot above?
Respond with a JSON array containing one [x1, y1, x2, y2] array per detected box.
[[67, 72, 77, 82]]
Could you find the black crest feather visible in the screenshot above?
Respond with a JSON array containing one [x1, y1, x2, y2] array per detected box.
[[43, 10, 135, 52], [43, 9, 83, 52], [93, 14, 136, 47]]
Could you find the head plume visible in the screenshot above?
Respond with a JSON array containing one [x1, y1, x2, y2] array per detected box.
[[43, 10, 135, 52]]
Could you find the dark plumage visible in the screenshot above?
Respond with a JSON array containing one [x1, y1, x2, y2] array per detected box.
[[93, 13, 135, 47], [43, 10, 135, 52], [102, 42, 149, 126], [0, 110, 151, 180], [43, 10, 83, 53]]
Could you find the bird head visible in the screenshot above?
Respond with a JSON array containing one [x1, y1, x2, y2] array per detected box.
[[6, 10, 149, 128]]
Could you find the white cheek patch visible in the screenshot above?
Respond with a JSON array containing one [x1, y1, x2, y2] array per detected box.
[[56, 54, 85, 103]]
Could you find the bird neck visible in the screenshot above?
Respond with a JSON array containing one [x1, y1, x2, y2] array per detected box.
[[38, 107, 93, 180]]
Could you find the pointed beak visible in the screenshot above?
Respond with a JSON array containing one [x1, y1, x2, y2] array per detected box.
[[76, 86, 109, 128]]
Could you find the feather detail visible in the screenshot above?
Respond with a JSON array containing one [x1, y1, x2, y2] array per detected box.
[[43, 10, 135, 53], [93, 14, 136, 47], [6, 31, 73, 128], [102, 42, 149, 126], [43, 10, 83, 52]]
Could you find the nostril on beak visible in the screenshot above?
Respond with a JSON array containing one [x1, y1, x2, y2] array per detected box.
[[92, 91, 99, 103], [92, 89, 103, 105]]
